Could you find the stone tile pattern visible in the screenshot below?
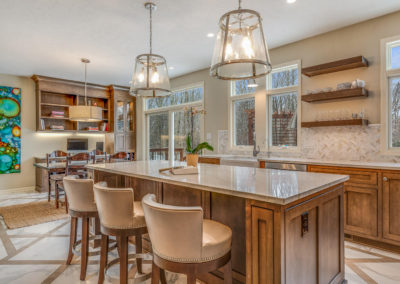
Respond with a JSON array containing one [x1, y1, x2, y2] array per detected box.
[[1, 190, 399, 283], [218, 125, 400, 162]]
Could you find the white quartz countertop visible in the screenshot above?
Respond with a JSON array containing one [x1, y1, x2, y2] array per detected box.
[[87, 161, 348, 205], [200, 154, 400, 170]]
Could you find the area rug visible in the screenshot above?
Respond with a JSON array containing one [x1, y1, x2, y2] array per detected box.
[[0, 201, 68, 229]]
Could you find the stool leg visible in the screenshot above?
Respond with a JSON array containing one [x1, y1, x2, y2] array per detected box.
[[48, 178, 51, 202], [160, 268, 167, 284], [80, 217, 89, 280], [65, 194, 68, 214], [120, 235, 128, 284], [151, 260, 160, 284], [55, 183, 59, 209], [98, 234, 109, 284], [66, 217, 77, 265], [187, 274, 196, 284], [135, 234, 143, 274], [223, 259, 232, 284]]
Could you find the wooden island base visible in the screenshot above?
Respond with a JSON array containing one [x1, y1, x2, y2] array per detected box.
[[91, 169, 345, 284]]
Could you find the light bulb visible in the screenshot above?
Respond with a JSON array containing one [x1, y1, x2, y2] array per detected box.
[[138, 72, 145, 83], [242, 36, 255, 58], [151, 70, 160, 83], [225, 43, 233, 60]]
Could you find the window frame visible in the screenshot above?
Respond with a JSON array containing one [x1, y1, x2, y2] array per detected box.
[[229, 81, 256, 151], [381, 36, 400, 154], [265, 60, 302, 153], [143, 81, 205, 160]]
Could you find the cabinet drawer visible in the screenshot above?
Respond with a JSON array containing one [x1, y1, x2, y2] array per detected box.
[[309, 166, 378, 186]]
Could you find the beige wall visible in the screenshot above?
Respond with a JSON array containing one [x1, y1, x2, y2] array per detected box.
[[137, 11, 400, 157], [0, 74, 105, 190]]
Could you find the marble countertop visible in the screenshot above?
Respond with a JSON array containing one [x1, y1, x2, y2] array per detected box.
[[87, 161, 348, 205], [200, 154, 400, 170], [34, 161, 91, 169]]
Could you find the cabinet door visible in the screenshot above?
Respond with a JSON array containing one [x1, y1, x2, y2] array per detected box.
[[382, 172, 400, 242], [115, 133, 125, 152], [344, 185, 378, 237], [250, 206, 274, 284], [115, 101, 125, 133]]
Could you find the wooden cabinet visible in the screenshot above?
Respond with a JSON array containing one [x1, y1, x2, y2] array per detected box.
[[249, 206, 274, 284], [108, 86, 136, 154], [308, 165, 379, 239], [382, 172, 400, 243], [284, 188, 344, 284], [344, 185, 378, 237], [32, 75, 111, 133]]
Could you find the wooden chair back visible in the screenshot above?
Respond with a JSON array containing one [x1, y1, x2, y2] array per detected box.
[[91, 150, 107, 164], [109, 152, 133, 163], [66, 153, 90, 177], [46, 150, 68, 167]]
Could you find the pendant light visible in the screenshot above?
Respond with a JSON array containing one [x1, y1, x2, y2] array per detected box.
[[210, 0, 272, 80], [130, 2, 171, 97], [69, 58, 103, 122]]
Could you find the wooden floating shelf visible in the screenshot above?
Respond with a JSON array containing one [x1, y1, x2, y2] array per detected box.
[[37, 130, 108, 134], [41, 103, 71, 107], [40, 116, 68, 120], [302, 88, 368, 103], [302, 119, 369, 128], [302, 56, 368, 77]]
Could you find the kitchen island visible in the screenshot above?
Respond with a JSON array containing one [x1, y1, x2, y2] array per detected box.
[[87, 161, 348, 284]]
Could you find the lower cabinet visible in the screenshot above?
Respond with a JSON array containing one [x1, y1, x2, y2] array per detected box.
[[344, 185, 378, 237], [383, 172, 400, 243]]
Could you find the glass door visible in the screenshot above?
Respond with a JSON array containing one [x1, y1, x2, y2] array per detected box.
[[148, 112, 169, 160]]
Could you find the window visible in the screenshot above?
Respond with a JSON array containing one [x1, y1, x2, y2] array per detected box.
[[144, 83, 204, 160], [382, 38, 400, 151], [266, 62, 300, 149], [230, 80, 256, 147]]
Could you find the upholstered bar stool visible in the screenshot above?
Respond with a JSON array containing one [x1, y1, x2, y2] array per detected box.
[[142, 194, 233, 284], [93, 183, 152, 284], [63, 176, 116, 280]]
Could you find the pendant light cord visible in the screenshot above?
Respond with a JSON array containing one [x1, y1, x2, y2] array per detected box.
[[84, 62, 88, 106], [238, 0, 242, 9], [149, 4, 153, 54]]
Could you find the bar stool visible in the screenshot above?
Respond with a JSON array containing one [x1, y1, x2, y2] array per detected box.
[[63, 176, 116, 281], [142, 194, 233, 284], [93, 183, 152, 284]]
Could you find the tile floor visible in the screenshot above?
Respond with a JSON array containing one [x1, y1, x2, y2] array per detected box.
[[0, 189, 399, 284]]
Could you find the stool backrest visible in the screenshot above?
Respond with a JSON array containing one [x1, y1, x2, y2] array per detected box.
[[141, 194, 203, 261], [109, 152, 132, 163], [93, 183, 134, 229], [63, 176, 95, 212]]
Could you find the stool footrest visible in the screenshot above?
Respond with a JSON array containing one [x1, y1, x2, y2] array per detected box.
[[104, 253, 152, 283]]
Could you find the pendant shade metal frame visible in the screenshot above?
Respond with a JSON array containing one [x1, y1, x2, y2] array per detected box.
[[210, 1, 272, 80], [130, 2, 171, 97], [69, 58, 103, 122]]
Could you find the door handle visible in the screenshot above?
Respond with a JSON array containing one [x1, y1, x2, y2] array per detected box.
[[383, 177, 388, 182]]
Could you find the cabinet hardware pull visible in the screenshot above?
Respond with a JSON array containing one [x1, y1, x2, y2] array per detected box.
[[301, 212, 309, 237], [383, 177, 388, 182]]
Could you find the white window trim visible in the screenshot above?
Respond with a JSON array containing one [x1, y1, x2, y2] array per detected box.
[[142, 81, 205, 160], [228, 82, 256, 151], [381, 36, 400, 155], [265, 60, 302, 153]]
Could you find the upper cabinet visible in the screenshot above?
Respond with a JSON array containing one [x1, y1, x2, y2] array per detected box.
[[108, 86, 136, 154], [32, 75, 111, 133]]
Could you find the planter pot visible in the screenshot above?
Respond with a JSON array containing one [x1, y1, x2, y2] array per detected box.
[[186, 154, 199, 167]]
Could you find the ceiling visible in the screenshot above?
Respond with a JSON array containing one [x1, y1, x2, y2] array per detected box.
[[1, 0, 400, 86]]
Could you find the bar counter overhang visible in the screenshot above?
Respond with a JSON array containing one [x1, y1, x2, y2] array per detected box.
[[87, 161, 349, 284]]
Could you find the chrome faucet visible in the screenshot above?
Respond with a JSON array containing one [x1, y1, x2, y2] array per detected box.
[[253, 132, 260, 157]]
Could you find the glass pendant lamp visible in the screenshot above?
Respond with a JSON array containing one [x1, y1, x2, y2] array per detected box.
[[69, 58, 103, 122], [210, 0, 272, 80], [130, 2, 171, 97]]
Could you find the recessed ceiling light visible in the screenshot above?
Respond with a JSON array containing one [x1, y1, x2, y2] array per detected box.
[[207, 33, 215, 38], [169, 66, 175, 70], [287, 0, 296, 3]]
